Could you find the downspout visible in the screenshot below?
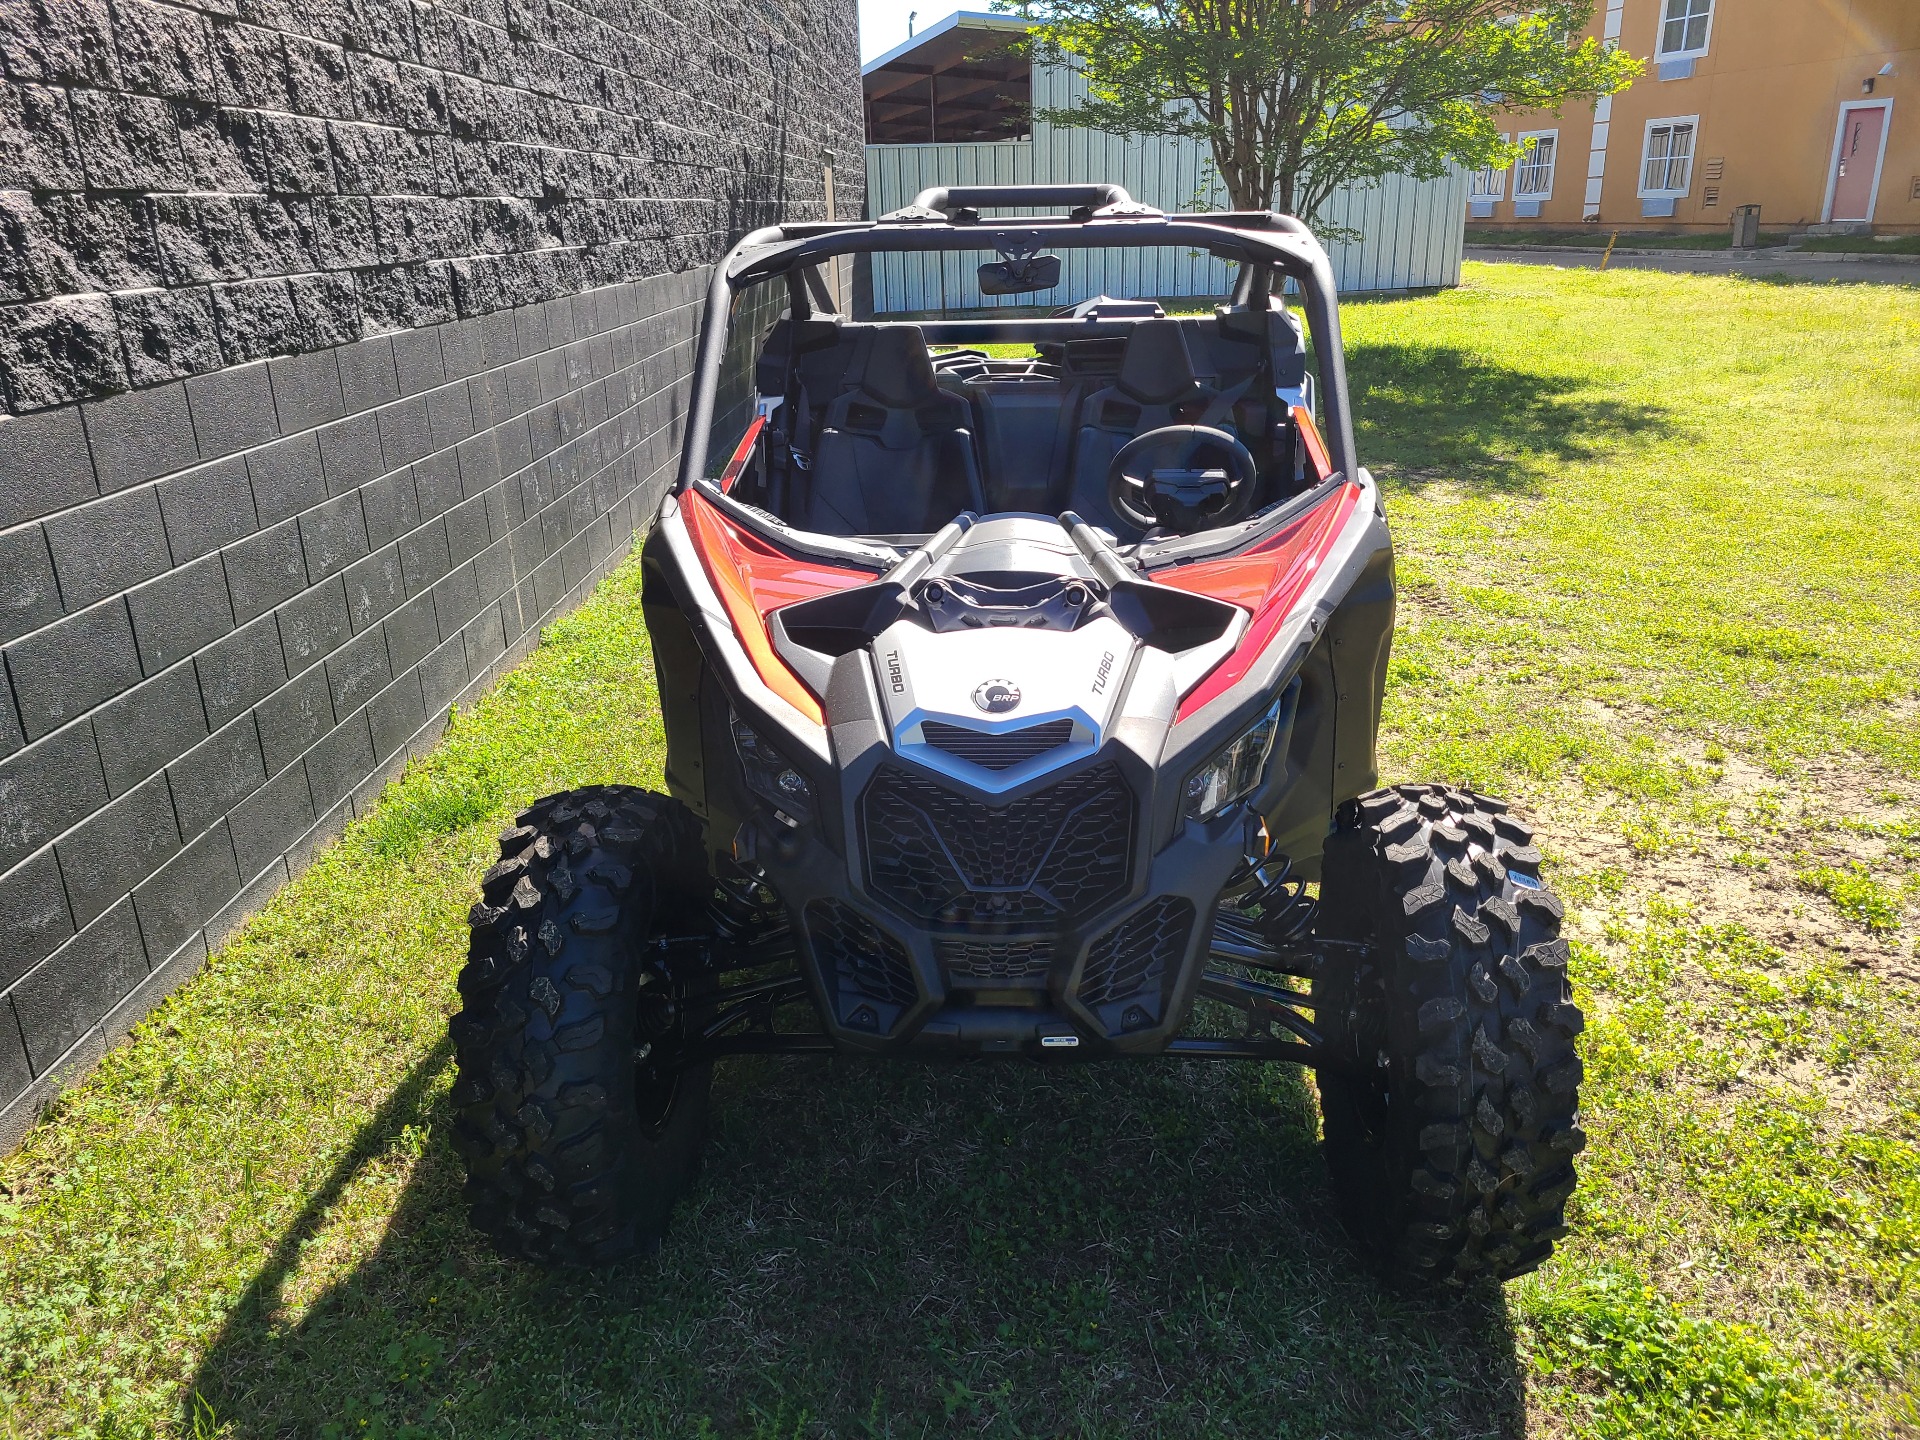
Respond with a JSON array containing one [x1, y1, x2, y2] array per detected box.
[[1583, 0, 1629, 220]]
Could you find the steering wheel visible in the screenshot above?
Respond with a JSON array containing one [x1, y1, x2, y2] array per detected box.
[[1106, 424, 1259, 533]]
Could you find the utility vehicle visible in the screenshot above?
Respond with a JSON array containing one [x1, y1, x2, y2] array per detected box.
[[450, 185, 1585, 1289]]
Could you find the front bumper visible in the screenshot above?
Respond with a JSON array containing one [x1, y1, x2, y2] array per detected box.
[[735, 729, 1268, 1059]]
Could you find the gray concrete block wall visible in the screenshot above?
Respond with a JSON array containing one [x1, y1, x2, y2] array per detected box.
[[0, 0, 866, 417], [0, 0, 866, 1145], [1, 272, 698, 1145]]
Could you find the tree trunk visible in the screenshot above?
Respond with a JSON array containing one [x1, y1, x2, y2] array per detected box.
[[1210, 131, 1266, 212]]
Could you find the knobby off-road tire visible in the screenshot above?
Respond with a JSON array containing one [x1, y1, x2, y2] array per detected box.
[[449, 785, 713, 1265], [1312, 783, 1587, 1288]]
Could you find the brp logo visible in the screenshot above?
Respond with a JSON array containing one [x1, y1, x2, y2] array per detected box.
[[972, 679, 1022, 714]]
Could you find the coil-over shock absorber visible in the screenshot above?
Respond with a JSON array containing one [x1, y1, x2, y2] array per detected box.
[[706, 855, 786, 946], [1220, 828, 1317, 956]]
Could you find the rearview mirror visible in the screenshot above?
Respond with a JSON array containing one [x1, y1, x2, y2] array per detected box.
[[977, 254, 1062, 295]]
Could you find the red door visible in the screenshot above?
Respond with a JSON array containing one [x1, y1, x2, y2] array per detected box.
[[1830, 106, 1888, 221]]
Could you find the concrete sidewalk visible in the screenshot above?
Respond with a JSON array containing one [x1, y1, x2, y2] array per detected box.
[[1466, 244, 1920, 286]]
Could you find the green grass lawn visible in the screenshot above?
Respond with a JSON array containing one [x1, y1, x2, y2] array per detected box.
[[3, 263, 1918, 1438], [1466, 226, 1920, 257], [1464, 227, 1793, 251]]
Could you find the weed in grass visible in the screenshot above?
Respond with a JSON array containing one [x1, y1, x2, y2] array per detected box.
[[1800, 862, 1904, 934], [1621, 813, 1680, 858], [1842, 815, 1920, 856], [1692, 1100, 1920, 1263], [1556, 864, 1629, 907], [1553, 878, 1920, 1416], [1519, 1268, 1836, 1439]]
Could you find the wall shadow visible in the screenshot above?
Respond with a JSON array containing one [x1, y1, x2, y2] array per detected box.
[[1344, 338, 1678, 495], [185, 1048, 1523, 1437]]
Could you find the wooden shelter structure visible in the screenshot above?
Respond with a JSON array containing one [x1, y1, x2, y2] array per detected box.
[[861, 12, 1469, 309], [863, 13, 1031, 144]]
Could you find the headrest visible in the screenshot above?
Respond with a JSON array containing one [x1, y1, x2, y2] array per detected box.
[[857, 326, 939, 408], [1116, 320, 1202, 405]]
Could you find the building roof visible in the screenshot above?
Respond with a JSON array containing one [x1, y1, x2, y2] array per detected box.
[[862, 11, 1032, 145]]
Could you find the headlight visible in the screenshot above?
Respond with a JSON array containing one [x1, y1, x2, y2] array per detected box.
[[731, 710, 814, 825], [1183, 695, 1286, 821]]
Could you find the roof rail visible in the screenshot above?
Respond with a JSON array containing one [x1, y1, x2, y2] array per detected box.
[[880, 183, 1163, 223]]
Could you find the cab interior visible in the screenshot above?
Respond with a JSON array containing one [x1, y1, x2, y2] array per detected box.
[[721, 284, 1328, 545]]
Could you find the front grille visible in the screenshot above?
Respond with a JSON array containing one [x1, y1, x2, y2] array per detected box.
[[920, 719, 1074, 771], [861, 763, 1133, 922], [936, 937, 1055, 982], [1079, 897, 1194, 1008], [805, 900, 918, 1015]]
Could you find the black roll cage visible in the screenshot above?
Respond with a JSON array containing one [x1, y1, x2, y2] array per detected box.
[[672, 184, 1358, 498]]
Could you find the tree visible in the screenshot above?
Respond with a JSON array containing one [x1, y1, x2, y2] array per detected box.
[[997, 1, 1640, 224]]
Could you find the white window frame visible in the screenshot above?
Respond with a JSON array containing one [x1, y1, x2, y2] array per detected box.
[[1639, 115, 1700, 198], [1469, 137, 1509, 201], [1513, 129, 1558, 199], [1821, 99, 1895, 223], [1655, 0, 1714, 61]]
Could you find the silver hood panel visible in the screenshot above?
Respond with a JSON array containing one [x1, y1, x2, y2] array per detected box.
[[871, 615, 1140, 792], [766, 512, 1253, 790]]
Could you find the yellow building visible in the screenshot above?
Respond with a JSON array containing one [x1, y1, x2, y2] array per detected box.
[[1471, 0, 1920, 235]]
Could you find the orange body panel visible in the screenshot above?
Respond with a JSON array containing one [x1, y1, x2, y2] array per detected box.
[[719, 416, 765, 493], [678, 488, 875, 724], [1294, 407, 1331, 480], [1155, 482, 1362, 719]]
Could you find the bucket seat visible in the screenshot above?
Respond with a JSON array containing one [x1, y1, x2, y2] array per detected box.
[[799, 328, 985, 537]]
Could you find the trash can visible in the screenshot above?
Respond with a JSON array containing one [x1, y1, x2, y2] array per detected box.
[[1730, 205, 1762, 249]]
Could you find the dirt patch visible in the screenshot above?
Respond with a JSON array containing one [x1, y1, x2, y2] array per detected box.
[[1525, 702, 1917, 977], [1489, 702, 1920, 1135], [1538, 789, 1910, 976], [1396, 581, 1465, 623]]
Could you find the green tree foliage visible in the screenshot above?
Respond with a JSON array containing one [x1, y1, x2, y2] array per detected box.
[[1000, 1, 1640, 222]]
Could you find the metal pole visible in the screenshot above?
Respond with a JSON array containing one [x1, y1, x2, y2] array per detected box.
[[822, 150, 842, 311], [675, 225, 785, 494]]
